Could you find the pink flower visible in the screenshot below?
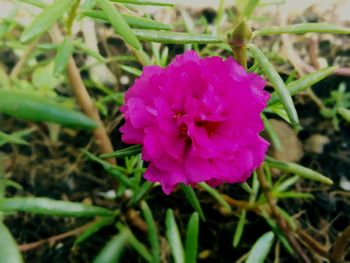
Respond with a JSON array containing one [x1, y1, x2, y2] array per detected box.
[[120, 51, 269, 194]]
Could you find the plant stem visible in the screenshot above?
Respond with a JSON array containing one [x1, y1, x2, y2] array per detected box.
[[228, 20, 252, 69], [256, 166, 311, 263], [10, 38, 39, 79], [50, 25, 115, 165], [331, 225, 350, 262]]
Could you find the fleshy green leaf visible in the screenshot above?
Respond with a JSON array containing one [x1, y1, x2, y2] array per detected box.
[[130, 182, 153, 205], [0, 67, 11, 89], [98, 0, 142, 50], [185, 212, 199, 263], [253, 23, 350, 37], [100, 145, 142, 158], [337, 107, 350, 122], [32, 62, 60, 91], [54, 36, 73, 77], [0, 222, 23, 263], [116, 223, 152, 263], [110, 0, 175, 6], [19, 0, 47, 8], [245, 231, 275, 263], [233, 210, 246, 247], [20, 0, 76, 42], [166, 209, 185, 263], [0, 197, 113, 217], [180, 184, 205, 221], [133, 29, 223, 44], [0, 90, 98, 130], [75, 217, 115, 245], [93, 229, 130, 263], [198, 183, 231, 212], [249, 44, 299, 129], [269, 67, 337, 105], [265, 157, 333, 185], [141, 201, 160, 263], [239, 182, 254, 194], [242, 0, 260, 18], [81, 10, 172, 30]]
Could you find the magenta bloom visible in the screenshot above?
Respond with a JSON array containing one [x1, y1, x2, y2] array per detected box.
[[120, 51, 269, 194]]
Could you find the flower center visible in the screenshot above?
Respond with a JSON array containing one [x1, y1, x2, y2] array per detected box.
[[195, 120, 218, 136]]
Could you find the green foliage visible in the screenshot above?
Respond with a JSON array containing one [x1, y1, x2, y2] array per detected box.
[[245, 231, 275, 263], [0, 197, 114, 217], [166, 209, 185, 263], [1, 0, 347, 262], [0, 90, 97, 130], [180, 184, 205, 221], [0, 222, 23, 263], [93, 228, 130, 263], [249, 44, 300, 129], [253, 23, 350, 37], [20, 0, 77, 42], [185, 212, 199, 263], [98, 0, 142, 50]]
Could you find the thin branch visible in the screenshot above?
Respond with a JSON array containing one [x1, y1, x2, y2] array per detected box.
[[50, 25, 115, 165], [296, 227, 332, 260], [18, 220, 97, 252], [10, 38, 39, 79], [257, 166, 311, 263], [331, 225, 350, 262]]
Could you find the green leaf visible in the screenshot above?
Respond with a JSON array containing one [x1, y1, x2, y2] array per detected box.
[[253, 23, 350, 37], [73, 40, 106, 63], [130, 182, 153, 205], [337, 107, 350, 122], [185, 212, 199, 263], [242, 0, 260, 18], [20, 0, 76, 42], [81, 10, 172, 30], [249, 44, 300, 129], [105, 166, 135, 188], [98, 0, 142, 50], [272, 191, 314, 199], [233, 210, 246, 247], [141, 201, 160, 263], [54, 37, 73, 77], [273, 175, 300, 192], [32, 62, 60, 91], [0, 67, 11, 89], [180, 184, 205, 221], [75, 217, 115, 245], [0, 129, 34, 147], [265, 103, 291, 124], [245, 231, 275, 263], [269, 67, 337, 105], [93, 229, 130, 263], [166, 209, 185, 263], [120, 65, 142, 76], [111, 0, 175, 6], [0, 222, 23, 263], [0, 90, 97, 130], [101, 145, 142, 158], [0, 197, 113, 217], [116, 223, 152, 263], [133, 29, 223, 44], [262, 114, 282, 151], [265, 156, 333, 185], [198, 183, 231, 212], [19, 0, 47, 9], [239, 182, 254, 194], [262, 212, 293, 255]]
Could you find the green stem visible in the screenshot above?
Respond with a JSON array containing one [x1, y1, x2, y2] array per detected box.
[[228, 20, 252, 70]]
